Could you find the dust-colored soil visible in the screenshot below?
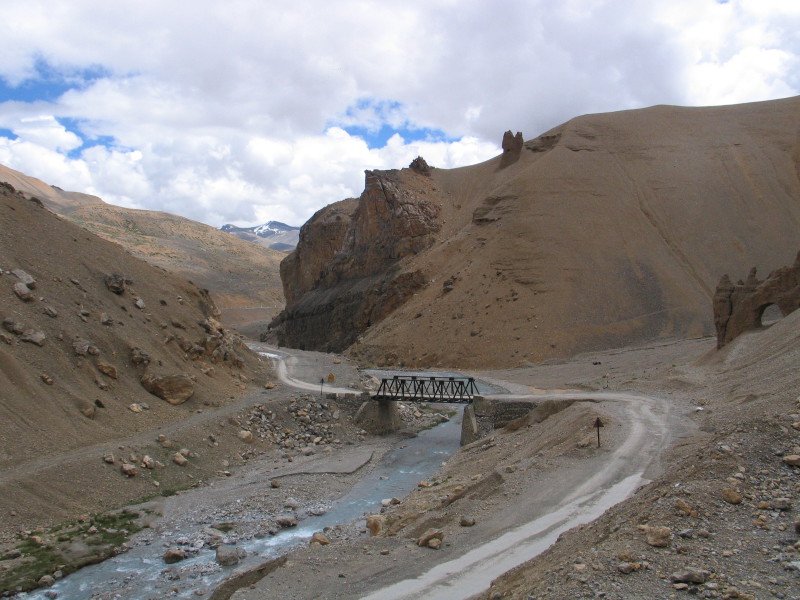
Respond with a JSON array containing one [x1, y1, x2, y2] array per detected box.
[[227, 314, 800, 600]]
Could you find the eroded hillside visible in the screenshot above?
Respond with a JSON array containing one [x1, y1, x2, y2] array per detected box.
[[268, 97, 800, 368], [0, 183, 271, 533], [0, 165, 286, 331]]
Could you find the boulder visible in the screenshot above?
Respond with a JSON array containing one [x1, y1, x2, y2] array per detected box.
[[162, 548, 186, 564], [645, 526, 671, 547], [366, 515, 385, 536], [141, 372, 194, 404], [120, 463, 138, 477], [310, 532, 330, 546], [20, 330, 46, 346], [104, 273, 127, 295], [2, 318, 24, 334], [783, 455, 800, 467], [670, 568, 710, 584], [238, 430, 254, 443], [722, 487, 743, 504], [417, 529, 444, 549], [172, 452, 188, 466], [73, 339, 99, 356], [96, 361, 118, 379], [11, 269, 36, 289], [215, 545, 246, 566], [131, 347, 151, 365], [13, 282, 33, 301], [274, 514, 297, 528]]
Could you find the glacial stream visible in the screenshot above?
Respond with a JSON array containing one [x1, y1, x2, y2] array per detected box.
[[18, 402, 468, 600]]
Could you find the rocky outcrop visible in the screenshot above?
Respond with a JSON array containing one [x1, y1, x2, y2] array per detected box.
[[409, 156, 431, 176], [266, 166, 441, 352], [500, 130, 523, 168], [713, 250, 800, 347], [140, 371, 195, 404]]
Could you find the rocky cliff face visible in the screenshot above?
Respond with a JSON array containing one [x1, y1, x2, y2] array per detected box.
[[713, 250, 800, 347], [266, 167, 441, 351], [267, 97, 800, 368]]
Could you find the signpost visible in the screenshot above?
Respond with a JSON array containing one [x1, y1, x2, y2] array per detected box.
[[594, 417, 604, 448]]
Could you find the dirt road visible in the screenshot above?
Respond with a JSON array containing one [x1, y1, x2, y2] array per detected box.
[[358, 392, 677, 599], [230, 342, 696, 600]]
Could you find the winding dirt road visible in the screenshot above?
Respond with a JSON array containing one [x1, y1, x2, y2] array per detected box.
[[233, 345, 682, 600], [252, 344, 360, 395], [359, 392, 674, 600]]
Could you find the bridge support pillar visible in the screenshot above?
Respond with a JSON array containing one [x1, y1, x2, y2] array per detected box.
[[461, 404, 479, 446], [355, 396, 401, 435]]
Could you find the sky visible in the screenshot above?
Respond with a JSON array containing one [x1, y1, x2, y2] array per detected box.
[[0, 0, 798, 228]]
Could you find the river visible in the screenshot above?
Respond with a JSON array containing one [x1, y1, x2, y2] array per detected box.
[[17, 402, 466, 600]]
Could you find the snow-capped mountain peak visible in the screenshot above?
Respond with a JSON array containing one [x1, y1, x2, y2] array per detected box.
[[221, 221, 300, 252]]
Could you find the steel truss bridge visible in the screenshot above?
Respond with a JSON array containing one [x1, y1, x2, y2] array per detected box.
[[372, 375, 479, 403]]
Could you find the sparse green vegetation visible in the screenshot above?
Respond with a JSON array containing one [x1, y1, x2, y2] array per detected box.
[[0, 510, 142, 594]]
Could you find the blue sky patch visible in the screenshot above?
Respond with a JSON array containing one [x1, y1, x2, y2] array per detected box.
[[343, 123, 453, 148], [0, 58, 109, 103], [0, 128, 18, 140], [58, 117, 117, 159], [333, 98, 455, 149]]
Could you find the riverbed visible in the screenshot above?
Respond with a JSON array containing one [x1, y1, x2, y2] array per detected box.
[[17, 406, 465, 600]]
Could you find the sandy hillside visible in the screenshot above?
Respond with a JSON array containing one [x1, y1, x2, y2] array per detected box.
[[0, 164, 286, 329], [273, 96, 800, 369], [0, 182, 273, 535]]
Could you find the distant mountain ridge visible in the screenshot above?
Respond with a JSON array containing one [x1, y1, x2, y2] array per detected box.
[[0, 164, 286, 329], [221, 221, 300, 252]]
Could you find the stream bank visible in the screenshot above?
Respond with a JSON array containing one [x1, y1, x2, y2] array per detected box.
[[13, 394, 464, 600]]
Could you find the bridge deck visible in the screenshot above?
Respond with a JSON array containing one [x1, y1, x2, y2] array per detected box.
[[372, 375, 478, 403]]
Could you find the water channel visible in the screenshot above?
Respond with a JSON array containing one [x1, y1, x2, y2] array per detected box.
[[16, 375, 494, 600]]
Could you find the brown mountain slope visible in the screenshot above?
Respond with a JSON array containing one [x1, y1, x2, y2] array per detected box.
[[0, 164, 286, 331], [0, 164, 103, 213], [0, 183, 271, 533], [269, 96, 800, 368]]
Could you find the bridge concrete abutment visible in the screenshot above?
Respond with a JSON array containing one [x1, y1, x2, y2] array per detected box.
[[354, 395, 402, 435], [461, 395, 543, 446]]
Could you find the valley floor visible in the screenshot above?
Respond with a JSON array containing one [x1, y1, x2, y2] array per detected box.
[[228, 330, 800, 600], [8, 323, 800, 600]]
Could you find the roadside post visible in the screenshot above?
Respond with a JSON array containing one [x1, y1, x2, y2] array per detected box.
[[594, 417, 604, 447], [320, 377, 324, 397]]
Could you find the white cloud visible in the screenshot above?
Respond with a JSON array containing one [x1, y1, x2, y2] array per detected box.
[[5, 115, 82, 152], [0, 0, 797, 227]]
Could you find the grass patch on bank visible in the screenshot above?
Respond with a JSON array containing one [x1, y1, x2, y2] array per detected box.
[[0, 510, 142, 595]]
